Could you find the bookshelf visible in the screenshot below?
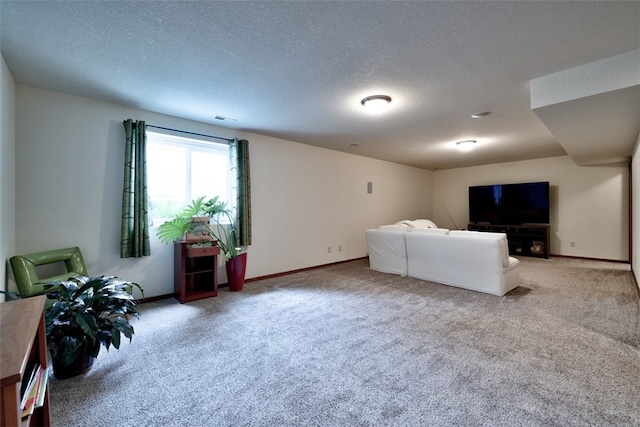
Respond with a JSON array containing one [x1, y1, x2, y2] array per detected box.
[[174, 240, 220, 303], [0, 295, 50, 427]]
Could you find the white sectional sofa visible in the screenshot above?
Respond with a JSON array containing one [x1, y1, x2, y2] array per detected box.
[[365, 221, 520, 296], [365, 225, 410, 276], [365, 219, 442, 276]]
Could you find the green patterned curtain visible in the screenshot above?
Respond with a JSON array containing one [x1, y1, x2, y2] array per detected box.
[[229, 139, 252, 246], [120, 119, 150, 258]]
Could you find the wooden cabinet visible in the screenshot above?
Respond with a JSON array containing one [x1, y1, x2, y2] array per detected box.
[[174, 241, 220, 303], [468, 223, 550, 259], [0, 296, 50, 427]]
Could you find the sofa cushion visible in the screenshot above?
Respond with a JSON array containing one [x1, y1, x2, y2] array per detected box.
[[378, 224, 410, 231], [449, 230, 480, 235], [365, 229, 408, 276], [497, 237, 510, 268], [406, 232, 519, 296], [409, 228, 449, 235], [450, 230, 510, 268]]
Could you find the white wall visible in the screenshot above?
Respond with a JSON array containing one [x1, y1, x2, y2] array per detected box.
[[1, 55, 16, 300], [250, 133, 432, 276], [14, 85, 433, 299], [433, 156, 629, 261], [631, 132, 640, 288]]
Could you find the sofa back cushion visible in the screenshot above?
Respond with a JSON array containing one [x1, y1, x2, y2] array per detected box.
[[378, 224, 410, 232], [365, 229, 408, 276], [450, 231, 510, 267], [409, 228, 450, 235]]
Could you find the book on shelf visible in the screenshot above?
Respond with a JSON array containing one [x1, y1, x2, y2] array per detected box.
[[19, 364, 40, 410], [19, 364, 35, 398], [20, 364, 46, 418], [35, 366, 50, 409]]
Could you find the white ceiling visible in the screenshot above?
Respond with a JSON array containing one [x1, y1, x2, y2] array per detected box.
[[1, 1, 638, 170]]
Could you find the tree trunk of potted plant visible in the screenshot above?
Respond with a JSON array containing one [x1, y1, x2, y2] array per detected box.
[[226, 252, 247, 291]]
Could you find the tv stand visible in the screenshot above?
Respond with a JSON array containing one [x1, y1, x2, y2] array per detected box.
[[468, 223, 550, 259]]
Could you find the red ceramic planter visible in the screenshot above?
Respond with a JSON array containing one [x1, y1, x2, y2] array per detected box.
[[226, 252, 247, 291]]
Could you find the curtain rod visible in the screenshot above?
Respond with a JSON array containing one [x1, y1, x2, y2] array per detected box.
[[145, 124, 234, 143]]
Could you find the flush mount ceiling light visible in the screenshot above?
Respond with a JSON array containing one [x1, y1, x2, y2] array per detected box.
[[361, 95, 392, 114], [456, 140, 477, 152], [471, 111, 491, 119]]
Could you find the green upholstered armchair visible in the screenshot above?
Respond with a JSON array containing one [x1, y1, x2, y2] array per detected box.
[[10, 247, 88, 306]]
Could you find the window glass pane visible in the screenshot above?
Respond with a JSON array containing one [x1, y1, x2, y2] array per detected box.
[[147, 143, 187, 223], [191, 148, 229, 203], [146, 130, 231, 226]]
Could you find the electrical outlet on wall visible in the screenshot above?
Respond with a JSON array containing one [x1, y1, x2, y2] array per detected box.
[[570, 241, 576, 247], [327, 246, 331, 253], [338, 245, 342, 252]]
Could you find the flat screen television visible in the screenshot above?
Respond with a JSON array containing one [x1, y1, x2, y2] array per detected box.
[[469, 181, 549, 225]]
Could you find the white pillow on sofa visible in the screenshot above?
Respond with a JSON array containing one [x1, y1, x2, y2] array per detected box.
[[394, 220, 415, 228], [395, 219, 438, 229], [411, 219, 438, 229]]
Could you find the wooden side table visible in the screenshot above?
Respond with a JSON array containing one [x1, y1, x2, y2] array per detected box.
[[174, 240, 220, 303]]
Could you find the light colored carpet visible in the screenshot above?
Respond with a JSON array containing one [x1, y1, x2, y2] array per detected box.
[[49, 257, 640, 426]]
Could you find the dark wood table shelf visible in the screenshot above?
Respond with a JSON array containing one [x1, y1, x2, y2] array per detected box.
[[1, 296, 50, 427], [174, 241, 220, 303]]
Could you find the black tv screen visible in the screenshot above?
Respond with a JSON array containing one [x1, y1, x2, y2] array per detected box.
[[469, 181, 549, 225]]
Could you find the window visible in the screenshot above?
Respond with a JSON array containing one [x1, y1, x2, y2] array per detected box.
[[146, 130, 231, 226]]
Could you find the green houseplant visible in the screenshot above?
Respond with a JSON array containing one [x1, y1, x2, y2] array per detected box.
[[156, 196, 247, 291], [44, 276, 143, 379]]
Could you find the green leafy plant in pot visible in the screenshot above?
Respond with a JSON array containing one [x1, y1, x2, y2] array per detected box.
[[156, 195, 247, 291], [44, 276, 143, 379]]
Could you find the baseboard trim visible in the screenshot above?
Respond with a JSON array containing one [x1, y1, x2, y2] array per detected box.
[[549, 254, 630, 264], [632, 271, 640, 299], [245, 257, 369, 283], [139, 257, 369, 303], [139, 293, 174, 303]]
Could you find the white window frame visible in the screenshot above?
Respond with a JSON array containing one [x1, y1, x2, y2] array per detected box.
[[146, 130, 233, 226]]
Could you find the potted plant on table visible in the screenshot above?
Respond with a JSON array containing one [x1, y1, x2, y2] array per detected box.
[[156, 196, 247, 291], [44, 276, 143, 379]]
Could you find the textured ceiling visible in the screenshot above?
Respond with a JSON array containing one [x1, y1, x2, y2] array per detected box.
[[1, 1, 639, 170]]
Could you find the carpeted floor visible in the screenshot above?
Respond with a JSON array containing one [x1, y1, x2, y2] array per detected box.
[[49, 257, 640, 426]]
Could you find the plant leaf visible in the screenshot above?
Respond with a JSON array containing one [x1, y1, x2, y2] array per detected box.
[[156, 217, 193, 243], [76, 312, 98, 342], [180, 196, 207, 217], [111, 316, 134, 340], [111, 327, 121, 349]]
